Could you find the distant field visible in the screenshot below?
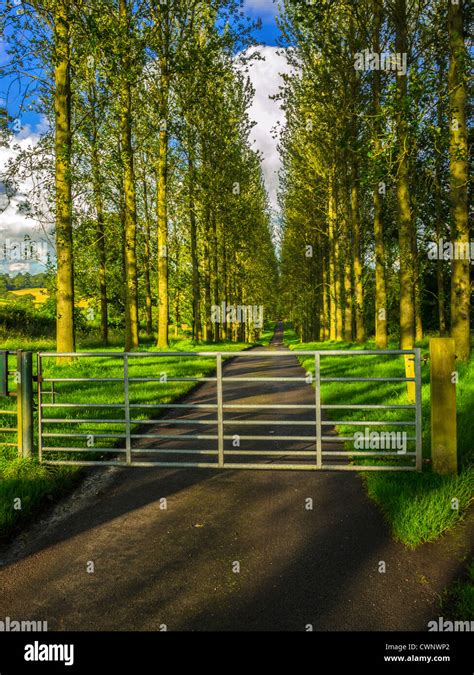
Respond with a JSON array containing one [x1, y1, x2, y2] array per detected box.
[[1, 288, 89, 310], [1, 288, 48, 305]]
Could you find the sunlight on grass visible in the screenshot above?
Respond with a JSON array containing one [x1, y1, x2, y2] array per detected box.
[[285, 328, 474, 548]]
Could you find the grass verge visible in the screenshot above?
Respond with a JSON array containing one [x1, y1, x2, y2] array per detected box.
[[442, 559, 474, 620], [285, 328, 474, 549]]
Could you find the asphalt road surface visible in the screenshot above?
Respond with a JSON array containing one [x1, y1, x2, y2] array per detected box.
[[0, 326, 472, 631]]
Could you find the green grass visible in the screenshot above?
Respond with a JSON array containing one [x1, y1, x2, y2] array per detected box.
[[285, 328, 474, 548], [0, 327, 274, 539], [446, 560, 474, 620], [0, 457, 80, 540]]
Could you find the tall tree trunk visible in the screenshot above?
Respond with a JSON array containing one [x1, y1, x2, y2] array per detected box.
[[394, 0, 415, 401], [412, 227, 423, 341], [221, 225, 228, 340], [351, 178, 365, 342], [211, 209, 220, 342], [54, 0, 75, 355], [347, 17, 364, 343], [374, 189, 388, 347], [373, 0, 388, 349], [328, 171, 337, 340], [334, 187, 343, 341], [119, 184, 126, 298], [119, 0, 139, 351], [335, 241, 343, 341], [434, 57, 447, 336], [188, 150, 201, 341], [90, 84, 108, 346], [237, 282, 244, 342], [203, 203, 213, 342], [174, 289, 180, 339], [435, 195, 447, 336], [142, 174, 153, 337], [92, 150, 108, 346], [448, 0, 470, 360], [155, 0, 171, 350], [156, 65, 169, 349], [394, 0, 415, 346], [321, 251, 329, 341], [342, 189, 353, 342], [434, 69, 447, 335]]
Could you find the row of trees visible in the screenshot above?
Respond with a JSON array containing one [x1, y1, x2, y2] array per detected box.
[[1, 0, 278, 350], [0, 271, 47, 292], [279, 0, 471, 360]]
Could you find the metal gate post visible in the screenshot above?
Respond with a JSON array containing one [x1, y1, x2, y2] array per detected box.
[[216, 354, 224, 467], [124, 354, 132, 465], [315, 352, 322, 469], [415, 348, 423, 472], [37, 353, 43, 463], [17, 350, 34, 459]]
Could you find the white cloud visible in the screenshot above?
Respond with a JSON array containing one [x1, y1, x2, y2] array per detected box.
[[243, 46, 291, 212], [0, 138, 38, 232], [0, 120, 52, 274]]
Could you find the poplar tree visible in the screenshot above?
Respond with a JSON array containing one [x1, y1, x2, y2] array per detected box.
[[448, 0, 470, 360]]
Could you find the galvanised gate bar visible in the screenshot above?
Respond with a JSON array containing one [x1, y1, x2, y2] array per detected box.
[[37, 349, 423, 472]]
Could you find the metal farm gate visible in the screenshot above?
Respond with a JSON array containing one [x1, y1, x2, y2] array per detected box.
[[35, 349, 423, 472]]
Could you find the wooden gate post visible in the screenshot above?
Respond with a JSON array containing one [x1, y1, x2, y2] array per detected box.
[[430, 338, 457, 475]]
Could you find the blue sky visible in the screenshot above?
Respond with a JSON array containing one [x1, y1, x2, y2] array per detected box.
[[245, 0, 281, 46]]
